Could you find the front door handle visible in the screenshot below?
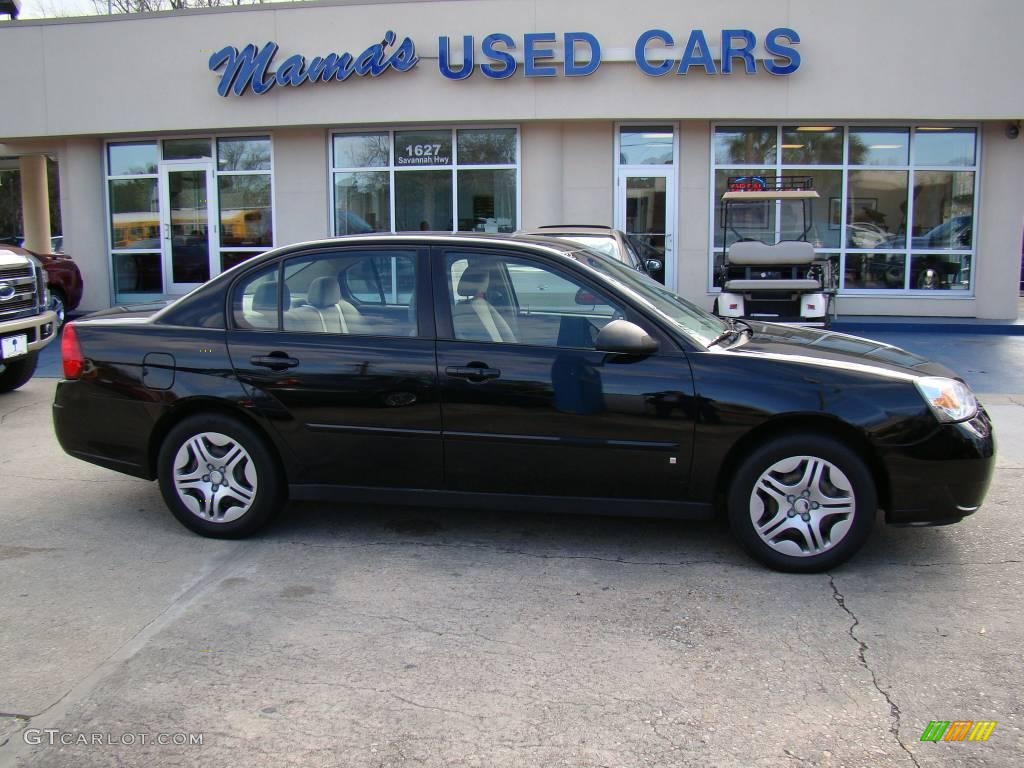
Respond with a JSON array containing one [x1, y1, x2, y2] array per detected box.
[[445, 364, 501, 382], [251, 352, 299, 371]]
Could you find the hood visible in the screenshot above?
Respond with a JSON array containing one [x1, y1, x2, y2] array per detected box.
[[727, 322, 958, 380]]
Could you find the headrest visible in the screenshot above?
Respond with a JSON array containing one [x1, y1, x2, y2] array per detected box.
[[252, 281, 288, 311], [728, 240, 817, 266], [457, 265, 490, 297], [307, 276, 342, 308]]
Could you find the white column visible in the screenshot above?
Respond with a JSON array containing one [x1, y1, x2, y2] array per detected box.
[[19, 154, 50, 253]]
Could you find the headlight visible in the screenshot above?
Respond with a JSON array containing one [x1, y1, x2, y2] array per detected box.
[[915, 376, 978, 423]]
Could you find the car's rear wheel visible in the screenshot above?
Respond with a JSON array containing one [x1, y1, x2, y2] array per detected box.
[[727, 434, 876, 572], [157, 413, 283, 538], [0, 352, 39, 393]]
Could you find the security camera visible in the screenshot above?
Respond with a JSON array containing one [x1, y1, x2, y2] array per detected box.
[[1007, 122, 1021, 140]]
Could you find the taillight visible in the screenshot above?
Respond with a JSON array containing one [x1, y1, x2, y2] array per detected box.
[[61, 323, 84, 380]]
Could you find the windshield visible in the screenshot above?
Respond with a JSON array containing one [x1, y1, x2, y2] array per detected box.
[[568, 248, 728, 347]]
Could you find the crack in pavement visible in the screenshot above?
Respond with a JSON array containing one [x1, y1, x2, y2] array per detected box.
[[829, 574, 921, 768], [0, 399, 48, 426]]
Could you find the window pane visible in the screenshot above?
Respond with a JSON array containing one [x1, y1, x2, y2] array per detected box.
[[714, 126, 777, 165], [108, 142, 158, 176], [849, 128, 909, 166], [109, 178, 159, 249], [217, 137, 271, 171], [619, 126, 673, 165], [457, 169, 516, 232], [846, 170, 908, 248], [782, 170, 842, 248], [910, 253, 971, 290], [395, 170, 453, 231], [335, 172, 390, 234], [219, 175, 272, 247], [113, 252, 162, 295], [713, 168, 776, 250], [163, 138, 212, 161], [394, 130, 453, 167], [333, 133, 390, 168], [843, 253, 906, 290], [282, 251, 418, 336], [457, 128, 516, 165], [232, 264, 279, 330], [221, 251, 262, 271], [915, 128, 976, 166], [911, 171, 974, 250], [781, 126, 842, 165], [446, 253, 621, 347]]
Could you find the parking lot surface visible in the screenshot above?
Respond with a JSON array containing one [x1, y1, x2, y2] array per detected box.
[[1, 374, 1022, 767]]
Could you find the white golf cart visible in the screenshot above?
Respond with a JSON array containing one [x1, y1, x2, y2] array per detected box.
[[714, 175, 837, 327]]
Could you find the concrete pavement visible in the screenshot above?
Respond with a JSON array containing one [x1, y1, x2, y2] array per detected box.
[[1, 369, 1022, 766]]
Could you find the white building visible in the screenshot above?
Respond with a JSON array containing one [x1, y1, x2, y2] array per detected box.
[[1, 0, 1022, 317]]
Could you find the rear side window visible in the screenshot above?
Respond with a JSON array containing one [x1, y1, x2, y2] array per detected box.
[[232, 264, 281, 330]]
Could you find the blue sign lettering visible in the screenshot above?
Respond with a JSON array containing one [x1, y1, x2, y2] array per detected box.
[[212, 27, 801, 95], [209, 32, 418, 97]]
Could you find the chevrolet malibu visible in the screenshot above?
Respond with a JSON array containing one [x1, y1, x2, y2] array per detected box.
[[52, 234, 994, 572]]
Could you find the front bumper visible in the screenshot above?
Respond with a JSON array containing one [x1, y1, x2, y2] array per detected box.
[[1, 310, 58, 355], [884, 407, 995, 524]]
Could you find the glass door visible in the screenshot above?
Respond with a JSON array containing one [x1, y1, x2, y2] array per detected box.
[[159, 162, 217, 294], [617, 171, 674, 285]]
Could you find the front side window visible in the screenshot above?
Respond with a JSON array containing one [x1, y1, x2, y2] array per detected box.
[[331, 128, 519, 235], [282, 250, 418, 337], [444, 252, 622, 348]]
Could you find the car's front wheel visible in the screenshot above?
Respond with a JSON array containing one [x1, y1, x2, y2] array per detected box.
[[727, 434, 876, 572], [157, 413, 284, 538]]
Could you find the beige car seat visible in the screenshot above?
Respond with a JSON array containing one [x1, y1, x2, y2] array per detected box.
[[285, 276, 363, 334], [452, 265, 516, 343]]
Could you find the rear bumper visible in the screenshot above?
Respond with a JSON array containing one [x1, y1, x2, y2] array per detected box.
[[884, 408, 995, 524]]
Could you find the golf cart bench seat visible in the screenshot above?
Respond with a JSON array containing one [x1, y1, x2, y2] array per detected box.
[[724, 279, 823, 292], [727, 240, 817, 266]]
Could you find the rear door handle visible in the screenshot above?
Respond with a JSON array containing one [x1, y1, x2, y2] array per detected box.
[[445, 365, 501, 382], [251, 352, 299, 371]]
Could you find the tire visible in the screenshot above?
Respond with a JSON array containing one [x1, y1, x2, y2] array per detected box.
[[0, 352, 39, 393], [727, 434, 876, 572], [50, 288, 67, 330], [157, 413, 284, 538]]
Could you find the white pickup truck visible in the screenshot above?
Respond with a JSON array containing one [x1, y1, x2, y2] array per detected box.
[[0, 246, 58, 392]]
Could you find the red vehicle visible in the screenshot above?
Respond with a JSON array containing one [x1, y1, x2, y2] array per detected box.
[[32, 249, 83, 327]]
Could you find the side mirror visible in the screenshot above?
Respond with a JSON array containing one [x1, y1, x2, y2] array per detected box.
[[595, 319, 659, 355], [645, 259, 663, 274], [574, 288, 599, 305]]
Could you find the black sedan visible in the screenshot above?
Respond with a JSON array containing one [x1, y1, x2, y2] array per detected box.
[[52, 234, 995, 572]]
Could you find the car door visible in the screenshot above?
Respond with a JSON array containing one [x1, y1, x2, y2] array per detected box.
[[434, 245, 696, 500], [225, 245, 442, 489]]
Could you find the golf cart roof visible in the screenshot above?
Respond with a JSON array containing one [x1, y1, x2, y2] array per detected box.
[[722, 189, 820, 201]]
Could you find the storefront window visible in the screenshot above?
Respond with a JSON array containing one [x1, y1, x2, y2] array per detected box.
[[711, 124, 978, 294], [108, 142, 158, 176], [619, 126, 674, 165], [714, 126, 777, 165], [457, 169, 516, 232], [331, 127, 519, 235], [914, 128, 976, 166], [163, 138, 212, 161], [395, 170, 452, 231], [107, 135, 274, 300]]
